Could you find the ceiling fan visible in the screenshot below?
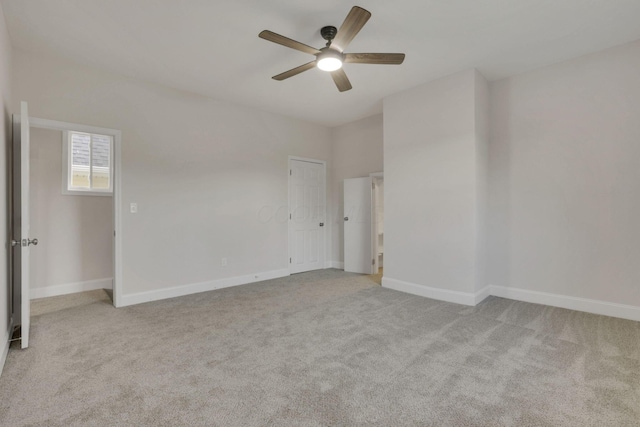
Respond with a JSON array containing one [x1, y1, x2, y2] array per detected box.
[[259, 6, 405, 92]]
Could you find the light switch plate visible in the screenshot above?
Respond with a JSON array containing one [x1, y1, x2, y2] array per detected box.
[[130, 203, 138, 214]]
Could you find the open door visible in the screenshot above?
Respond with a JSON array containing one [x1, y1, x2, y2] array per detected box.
[[343, 177, 375, 274], [12, 101, 35, 349]]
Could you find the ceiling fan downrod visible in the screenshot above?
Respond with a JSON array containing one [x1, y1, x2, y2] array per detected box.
[[320, 26, 338, 47]]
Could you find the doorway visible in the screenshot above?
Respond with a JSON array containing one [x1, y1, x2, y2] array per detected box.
[[342, 172, 383, 278], [288, 157, 326, 274], [29, 128, 114, 300], [371, 173, 384, 275], [10, 110, 122, 348]]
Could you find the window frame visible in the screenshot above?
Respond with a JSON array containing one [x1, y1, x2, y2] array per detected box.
[[62, 130, 114, 196]]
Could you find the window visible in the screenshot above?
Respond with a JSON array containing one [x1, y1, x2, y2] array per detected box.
[[63, 131, 113, 195]]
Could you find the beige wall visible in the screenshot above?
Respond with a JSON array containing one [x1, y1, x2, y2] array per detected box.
[[383, 69, 489, 299], [0, 3, 12, 369], [9, 18, 640, 319], [489, 39, 640, 307], [29, 128, 113, 295], [13, 50, 332, 303], [330, 114, 383, 264]]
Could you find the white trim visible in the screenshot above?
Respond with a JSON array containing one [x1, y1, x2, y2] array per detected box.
[[0, 318, 13, 377], [381, 276, 640, 321], [287, 156, 327, 275], [19, 116, 123, 308], [113, 130, 123, 307], [119, 269, 290, 307], [288, 156, 327, 165], [369, 171, 384, 178], [490, 285, 640, 322], [475, 286, 492, 305], [327, 261, 344, 270], [30, 278, 113, 300], [382, 277, 483, 306], [25, 116, 119, 136]]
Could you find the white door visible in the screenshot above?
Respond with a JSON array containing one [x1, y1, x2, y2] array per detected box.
[[344, 177, 375, 274], [289, 159, 326, 274], [12, 101, 33, 348]]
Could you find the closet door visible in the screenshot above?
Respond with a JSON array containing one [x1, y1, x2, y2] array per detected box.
[[289, 159, 326, 273]]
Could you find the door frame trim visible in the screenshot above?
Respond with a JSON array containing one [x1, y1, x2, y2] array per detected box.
[[370, 172, 384, 274], [287, 156, 327, 274], [16, 116, 123, 307]]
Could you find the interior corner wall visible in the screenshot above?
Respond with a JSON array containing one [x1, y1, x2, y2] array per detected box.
[[382, 69, 486, 300], [12, 50, 332, 304], [330, 114, 383, 266], [489, 39, 640, 309], [0, 3, 12, 371], [29, 128, 113, 298], [474, 70, 490, 293]]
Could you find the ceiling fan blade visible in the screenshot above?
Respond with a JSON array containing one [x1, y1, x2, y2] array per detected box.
[[331, 6, 371, 52], [344, 53, 405, 65], [259, 30, 320, 55], [331, 69, 352, 92], [272, 61, 317, 81]]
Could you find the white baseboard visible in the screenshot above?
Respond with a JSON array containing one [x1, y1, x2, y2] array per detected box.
[[381, 277, 640, 321], [119, 269, 290, 307], [490, 285, 640, 322], [382, 277, 487, 306], [328, 261, 344, 270], [475, 286, 492, 305], [31, 278, 113, 300], [0, 318, 14, 378]]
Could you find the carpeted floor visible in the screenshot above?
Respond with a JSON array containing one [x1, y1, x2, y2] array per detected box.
[[1, 269, 639, 426]]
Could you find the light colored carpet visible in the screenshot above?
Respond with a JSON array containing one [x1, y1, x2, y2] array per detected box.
[[30, 289, 112, 317], [1, 269, 639, 426]]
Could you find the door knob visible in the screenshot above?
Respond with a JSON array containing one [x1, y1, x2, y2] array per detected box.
[[11, 238, 37, 247], [344, 217, 349, 221], [319, 223, 324, 227]]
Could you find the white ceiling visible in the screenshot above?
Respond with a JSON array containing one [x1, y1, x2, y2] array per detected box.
[[3, 0, 640, 126]]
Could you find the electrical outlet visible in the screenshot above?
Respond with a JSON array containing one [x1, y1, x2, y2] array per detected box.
[[221, 257, 227, 267]]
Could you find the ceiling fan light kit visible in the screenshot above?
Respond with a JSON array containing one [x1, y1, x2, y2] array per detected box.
[[259, 6, 405, 92], [317, 50, 344, 71]]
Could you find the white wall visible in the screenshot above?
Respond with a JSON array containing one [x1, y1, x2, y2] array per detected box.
[[489, 39, 640, 308], [13, 51, 332, 305], [382, 69, 488, 303], [330, 114, 383, 265], [29, 128, 113, 298]]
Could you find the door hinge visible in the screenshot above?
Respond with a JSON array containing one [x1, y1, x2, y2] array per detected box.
[[372, 182, 375, 190], [290, 213, 292, 220], [372, 259, 375, 265], [289, 258, 292, 263], [290, 169, 292, 175]]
